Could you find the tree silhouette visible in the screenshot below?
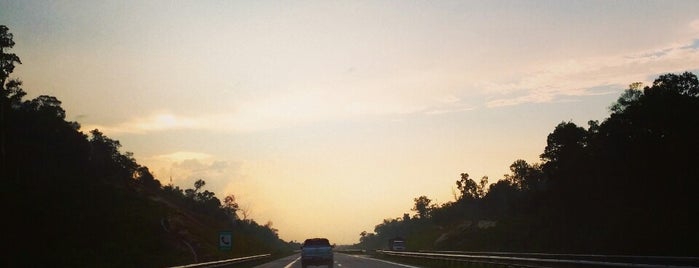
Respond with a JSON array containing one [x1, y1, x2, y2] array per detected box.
[[222, 194, 239, 219], [135, 166, 161, 189], [0, 25, 21, 86], [455, 173, 478, 200], [1, 25, 296, 266], [1, 25, 22, 172], [477, 176, 488, 198], [358, 72, 698, 255], [412, 196, 433, 219]]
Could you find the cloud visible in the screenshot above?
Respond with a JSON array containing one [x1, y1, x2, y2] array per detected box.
[[425, 105, 476, 115], [82, 113, 202, 134], [82, 20, 699, 134], [140, 151, 266, 220], [483, 36, 699, 108], [81, 89, 460, 135], [142, 151, 249, 198], [154, 151, 213, 162]]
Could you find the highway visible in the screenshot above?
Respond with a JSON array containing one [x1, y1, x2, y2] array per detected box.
[[253, 253, 420, 268]]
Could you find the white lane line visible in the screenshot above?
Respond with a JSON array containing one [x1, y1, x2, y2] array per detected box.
[[283, 256, 301, 268], [350, 254, 422, 268]]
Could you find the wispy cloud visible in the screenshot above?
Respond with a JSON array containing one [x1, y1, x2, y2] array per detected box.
[[82, 90, 460, 134], [83, 21, 699, 134], [483, 35, 699, 108], [82, 113, 202, 134], [154, 151, 213, 162]]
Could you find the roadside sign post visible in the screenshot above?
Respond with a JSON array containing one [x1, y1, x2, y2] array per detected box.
[[219, 231, 232, 251]]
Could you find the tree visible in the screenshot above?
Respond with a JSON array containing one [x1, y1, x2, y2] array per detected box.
[[504, 159, 543, 191], [482, 179, 518, 218], [0, 25, 21, 87], [360, 72, 699, 254], [194, 179, 206, 192], [1, 78, 24, 107], [89, 129, 139, 183], [412, 195, 433, 219], [1, 24, 298, 264], [26, 95, 66, 119], [610, 82, 643, 113], [135, 166, 160, 189], [456, 173, 478, 200], [238, 204, 252, 221], [540, 122, 587, 164], [477, 176, 488, 198], [223, 194, 239, 219], [185, 179, 206, 199], [264, 221, 278, 235], [650, 72, 699, 97], [505, 160, 527, 188], [1, 25, 22, 170], [588, 72, 699, 254]]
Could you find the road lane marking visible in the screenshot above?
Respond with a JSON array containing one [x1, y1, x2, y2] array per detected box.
[[283, 256, 300, 268], [350, 254, 422, 268]]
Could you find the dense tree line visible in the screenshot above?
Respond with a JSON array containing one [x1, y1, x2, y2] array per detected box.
[[1, 25, 293, 267], [357, 72, 699, 256]]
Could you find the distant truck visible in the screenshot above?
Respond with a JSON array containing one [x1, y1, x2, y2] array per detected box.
[[301, 238, 334, 268], [388, 237, 406, 251]]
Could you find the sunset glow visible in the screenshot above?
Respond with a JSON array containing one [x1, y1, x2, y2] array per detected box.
[[2, 1, 698, 244]]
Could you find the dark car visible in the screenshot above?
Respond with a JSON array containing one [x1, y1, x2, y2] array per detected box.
[[301, 238, 334, 268]]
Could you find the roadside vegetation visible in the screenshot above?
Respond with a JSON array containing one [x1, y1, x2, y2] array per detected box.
[[356, 72, 699, 256], [2, 25, 296, 267]]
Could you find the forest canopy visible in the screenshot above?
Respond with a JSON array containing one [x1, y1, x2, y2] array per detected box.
[[356, 72, 699, 256], [1, 25, 293, 267]]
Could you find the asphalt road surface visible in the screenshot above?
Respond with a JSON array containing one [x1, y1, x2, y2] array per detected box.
[[253, 253, 420, 268]]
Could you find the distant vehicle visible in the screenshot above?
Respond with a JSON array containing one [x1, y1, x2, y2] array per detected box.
[[388, 237, 406, 251], [301, 238, 334, 268]]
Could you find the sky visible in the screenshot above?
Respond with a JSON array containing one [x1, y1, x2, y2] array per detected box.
[[2, 0, 699, 245]]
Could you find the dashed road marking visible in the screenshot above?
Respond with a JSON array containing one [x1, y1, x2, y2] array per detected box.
[[350, 254, 422, 268], [283, 256, 301, 268]]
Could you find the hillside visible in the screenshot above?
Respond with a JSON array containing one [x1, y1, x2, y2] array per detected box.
[[1, 25, 293, 267], [355, 72, 699, 256]]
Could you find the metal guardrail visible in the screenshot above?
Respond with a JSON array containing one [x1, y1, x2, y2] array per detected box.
[[336, 249, 367, 254], [167, 253, 271, 268], [421, 251, 699, 266], [377, 250, 699, 268]]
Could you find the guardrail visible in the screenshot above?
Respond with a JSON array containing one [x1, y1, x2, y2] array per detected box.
[[377, 250, 699, 268], [335, 249, 367, 254], [167, 253, 271, 268]]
